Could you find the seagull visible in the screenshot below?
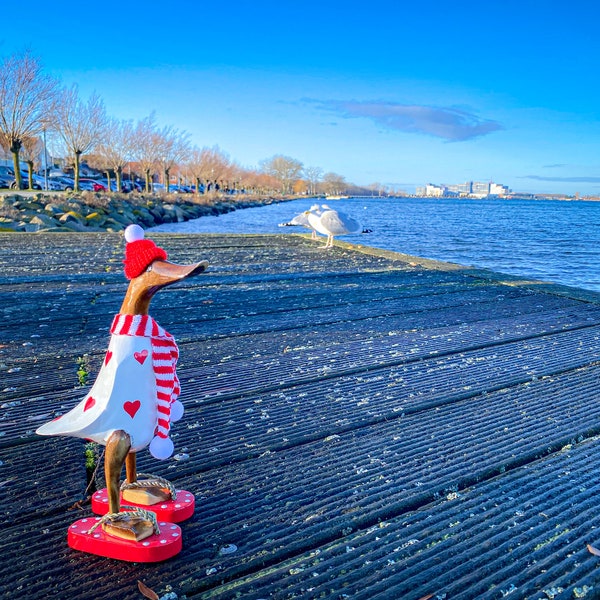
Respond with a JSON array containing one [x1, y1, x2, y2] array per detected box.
[[307, 206, 362, 248], [280, 204, 322, 239]]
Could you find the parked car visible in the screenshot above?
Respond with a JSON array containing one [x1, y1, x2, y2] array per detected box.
[[32, 174, 63, 191], [95, 178, 118, 192], [79, 178, 106, 192], [48, 176, 76, 191], [0, 175, 12, 189], [13, 178, 42, 190], [169, 184, 193, 193], [0, 166, 43, 190]]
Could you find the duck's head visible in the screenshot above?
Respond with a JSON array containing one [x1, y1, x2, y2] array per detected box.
[[119, 224, 208, 315]]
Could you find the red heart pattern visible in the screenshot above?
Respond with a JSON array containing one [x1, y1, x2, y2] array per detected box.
[[123, 400, 141, 418], [134, 349, 148, 365], [104, 351, 113, 366], [84, 396, 96, 412]]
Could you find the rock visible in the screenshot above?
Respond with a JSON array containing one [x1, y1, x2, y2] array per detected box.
[[44, 203, 65, 215], [59, 210, 84, 224], [29, 214, 60, 230], [85, 212, 109, 228], [163, 204, 185, 222], [106, 211, 130, 226], [59, 220, 89, 232], [0, 218, 22, 232], [102, 217, 127, 231], [0, 196, 16, 210]]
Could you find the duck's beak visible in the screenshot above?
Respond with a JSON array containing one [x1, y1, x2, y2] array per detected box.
[[148, 259, 208, 283], [120, 259, 209, 315]]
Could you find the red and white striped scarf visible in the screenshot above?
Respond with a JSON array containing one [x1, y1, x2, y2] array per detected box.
[[110, 313, 179, 442]]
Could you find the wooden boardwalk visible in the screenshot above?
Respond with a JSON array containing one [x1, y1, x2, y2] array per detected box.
[[2, 232, 600, 599]]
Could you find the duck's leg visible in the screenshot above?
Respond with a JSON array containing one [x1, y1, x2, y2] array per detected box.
[[102, 430, 155, 542], [105, 430, 131, 514], [122, 451, 173, 505], [125, 451, 137, 485]]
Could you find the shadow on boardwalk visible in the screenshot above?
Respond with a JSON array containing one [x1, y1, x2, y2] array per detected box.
[[2, 232, 600, 599]]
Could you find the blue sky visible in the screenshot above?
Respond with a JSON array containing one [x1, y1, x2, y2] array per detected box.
[[2, 0, 600, 195]]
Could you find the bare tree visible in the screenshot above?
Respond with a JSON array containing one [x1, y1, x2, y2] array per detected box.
[[185, 147, 204, 195], [225, 162, 243, 193], [54, 85, 106, 191], [259, 154, 303, 194], [132, 113, 162, 192], [186, 146, 232, 194], [155, 126, 190, 193], [20, 135, 43, 189], [92, 117, 134, 191], [321, 172, 347, 196], [368, 182, 389, 197], [0, 51, 58, 189], [304, 165, 323, 196], [240, 170, 279, 195], [204, 146, 232, 193]]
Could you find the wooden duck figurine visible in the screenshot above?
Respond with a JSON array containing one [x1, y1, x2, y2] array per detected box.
[[36, 224, 207, 561]]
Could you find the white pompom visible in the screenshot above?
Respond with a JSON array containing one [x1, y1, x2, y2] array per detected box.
[[171, 400, 184, 422], [125, 224, 145, 243], [149, 435, 174, 460]]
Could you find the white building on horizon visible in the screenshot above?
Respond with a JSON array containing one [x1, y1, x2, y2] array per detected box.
[[416, 180, 511, 198]]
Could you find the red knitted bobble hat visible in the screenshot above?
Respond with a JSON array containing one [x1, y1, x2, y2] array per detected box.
[[123, 224, 168, 279]]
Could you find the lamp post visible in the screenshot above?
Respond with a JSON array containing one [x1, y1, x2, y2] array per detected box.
[[43, 128, 49, 191]]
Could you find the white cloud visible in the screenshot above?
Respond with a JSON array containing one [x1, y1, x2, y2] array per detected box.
[[311, 99, 504, 141]]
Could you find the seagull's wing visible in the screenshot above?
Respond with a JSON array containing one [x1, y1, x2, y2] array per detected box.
[[319, 210, 361, 235]]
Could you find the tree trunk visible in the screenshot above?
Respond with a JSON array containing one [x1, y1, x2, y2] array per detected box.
[[74, 150, 82, 192], [145, 169, 151, 193], [105, 170, 112, 192], [195, 177, 201, 195], [10, 140, 22, 190], [165, 168, 170, 193], [26, 160, 34, 190], [116, 166, 122, 192]]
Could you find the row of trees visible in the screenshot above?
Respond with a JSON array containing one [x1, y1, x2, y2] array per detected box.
[[0, 50, 388, 196]]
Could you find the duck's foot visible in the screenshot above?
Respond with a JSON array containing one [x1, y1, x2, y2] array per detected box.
[[90, 508, 159, 542], [69, 513, 182, 561], [92, 487, 195, 523], [121, 472, 176, 506], [123, 486, 170, 505]]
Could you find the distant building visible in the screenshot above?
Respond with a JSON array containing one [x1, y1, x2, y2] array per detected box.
[[424, 183, 445, 197], [446, 182, 472, 196], [417, 180, 511, 198], [471, 181, 491, 197], [489, 182, 510, 196]]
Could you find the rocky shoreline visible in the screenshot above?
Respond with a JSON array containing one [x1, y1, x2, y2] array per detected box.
[[0, 191, 287, 232]]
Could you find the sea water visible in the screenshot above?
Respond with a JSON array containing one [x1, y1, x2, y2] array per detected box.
[[151, 196, 600, 293]]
